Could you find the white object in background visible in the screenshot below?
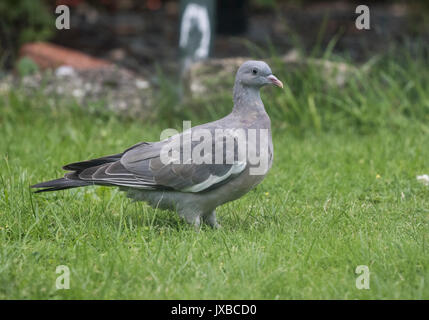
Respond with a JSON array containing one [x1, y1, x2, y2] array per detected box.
[[55, 65, 75, 77], [135, 79, 150, 89], [179, 3, 211, 60], [417, 174, 429, 186]]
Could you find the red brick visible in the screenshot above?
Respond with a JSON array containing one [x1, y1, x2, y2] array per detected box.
[[20, 42, 111, 70]]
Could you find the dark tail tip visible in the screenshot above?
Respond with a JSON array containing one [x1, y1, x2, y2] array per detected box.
[[31, 178, 89, 193]]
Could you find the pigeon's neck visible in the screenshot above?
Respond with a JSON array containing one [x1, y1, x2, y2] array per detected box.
[[232, 82, 265, 115]]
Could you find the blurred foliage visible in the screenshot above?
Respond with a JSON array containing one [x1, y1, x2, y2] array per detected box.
[[0, 0, 54, 67], [16, 57, 39, 77]]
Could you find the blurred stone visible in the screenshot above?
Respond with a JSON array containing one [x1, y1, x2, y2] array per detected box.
[[136, 79, 150, 89], [108, 48, 127, 61], [186, 51, 366, 99], [1, 64, 154, 118], [282, 49, 300, 63], [280, 49, 361, 87], [185, 57, 247, 98], [0, 75, 12, 93], [112, 14, 145, 35], [55, 66, 76, 77]]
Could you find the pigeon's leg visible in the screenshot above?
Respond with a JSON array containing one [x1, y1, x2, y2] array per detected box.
[[182, 211, 202, 231], [192, 215, 201, 232], [203, 210, 222, 229]]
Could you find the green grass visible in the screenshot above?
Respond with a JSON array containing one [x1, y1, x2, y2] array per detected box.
[[0, 47, 428, 299]]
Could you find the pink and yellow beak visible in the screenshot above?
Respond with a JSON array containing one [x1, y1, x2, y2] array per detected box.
[[267, 74, 284, 88]]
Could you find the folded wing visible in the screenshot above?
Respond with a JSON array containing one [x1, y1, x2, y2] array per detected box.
[[67, 131, 246, 193]]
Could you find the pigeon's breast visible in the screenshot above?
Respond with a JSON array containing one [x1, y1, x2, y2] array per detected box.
[[206, 133, 273, 207]]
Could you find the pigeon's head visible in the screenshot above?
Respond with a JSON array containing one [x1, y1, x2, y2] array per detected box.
[[235, 60, 283, 89]]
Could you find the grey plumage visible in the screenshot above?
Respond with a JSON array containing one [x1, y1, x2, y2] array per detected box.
[[32, 60, 283, 229]]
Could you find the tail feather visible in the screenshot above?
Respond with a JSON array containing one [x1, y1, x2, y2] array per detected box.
[[62, 153, 123, 171], [31, 178, 91, 193], [32, 149, 138, 193], [62, 142, 147, 172]]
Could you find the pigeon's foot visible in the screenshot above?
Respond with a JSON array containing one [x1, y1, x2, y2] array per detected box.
[[203, 210, 221, 229]]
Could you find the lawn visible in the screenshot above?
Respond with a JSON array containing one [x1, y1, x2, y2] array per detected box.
[[0, 47, 428, 299]]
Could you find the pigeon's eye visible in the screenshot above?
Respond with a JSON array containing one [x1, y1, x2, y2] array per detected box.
[[252, 68, 258, 75]]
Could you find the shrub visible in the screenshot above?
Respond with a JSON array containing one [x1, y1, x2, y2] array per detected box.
[[0, 0, 54, 68]]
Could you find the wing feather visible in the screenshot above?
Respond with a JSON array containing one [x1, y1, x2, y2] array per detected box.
[[119, 130, 246, 192], [64, 128, 246, 193]]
